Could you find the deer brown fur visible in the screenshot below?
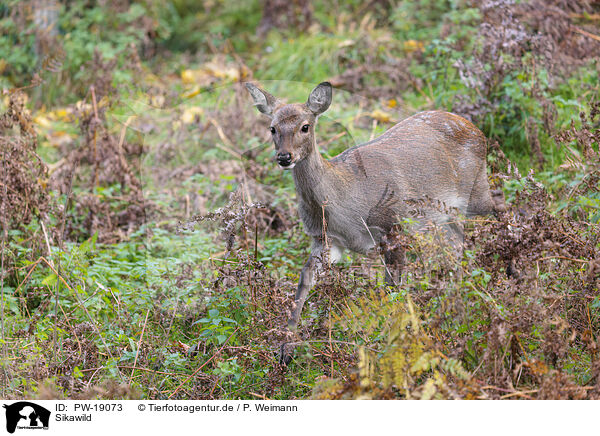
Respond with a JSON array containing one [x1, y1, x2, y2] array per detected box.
[[246, 81, 495, 334]]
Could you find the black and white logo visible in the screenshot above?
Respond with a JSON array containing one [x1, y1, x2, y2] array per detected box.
[[3, 402, 50, 434]]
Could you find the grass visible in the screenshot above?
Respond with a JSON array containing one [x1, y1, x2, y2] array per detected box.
[[1, 0, 599, 400]]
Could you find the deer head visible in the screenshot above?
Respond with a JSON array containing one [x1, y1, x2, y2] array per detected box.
[[245, 82, 332, 168]]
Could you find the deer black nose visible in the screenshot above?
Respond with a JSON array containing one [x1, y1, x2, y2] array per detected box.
[[277, 152, 292, 167]]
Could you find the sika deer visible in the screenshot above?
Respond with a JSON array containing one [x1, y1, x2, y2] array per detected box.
[[246, 81, 495, 336]]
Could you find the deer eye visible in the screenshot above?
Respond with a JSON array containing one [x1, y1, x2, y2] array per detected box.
[[270, 127, 276, 134], [301, 124, 310, 133]]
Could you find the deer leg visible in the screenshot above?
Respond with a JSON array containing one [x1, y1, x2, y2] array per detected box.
[[446, 221, 465, 251], [288, 255, 318, 331], [281, 243, 343, 365], [288, 242, 343, 330], [384, 245, 404, 286], [280, 254, 319, 365]]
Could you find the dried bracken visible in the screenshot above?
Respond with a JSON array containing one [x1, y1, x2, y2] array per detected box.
[[49, 51, 149, 243], [2, 0, 599, 401], [0, 91, 49, 229]]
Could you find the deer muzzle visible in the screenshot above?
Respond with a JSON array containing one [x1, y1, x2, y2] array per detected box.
[[277, 152, 293, 168]]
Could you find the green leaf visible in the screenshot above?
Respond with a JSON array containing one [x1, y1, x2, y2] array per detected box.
[[42, 273, 57, 287]]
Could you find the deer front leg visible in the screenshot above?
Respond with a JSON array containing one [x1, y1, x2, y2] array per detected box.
[[281, 243, 342, 364], [288, 242, 343, 330], [281, 251, 319, 365], [279, 242, 342, 365], [288, 255, 318, 331]]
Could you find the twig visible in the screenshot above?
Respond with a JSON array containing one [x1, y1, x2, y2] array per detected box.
[[96, 281, 121, 312], [369, 118, 378, 141], [53, 133, 79, 366], [129, 308, 151, 385], [466, 280, 499, 309], [287, 339, 379, 353], [572, 26, 600, 42], [56, 300, 83, 355], [168, 327, 239, 399], [500, 389, 537, 400], [13, 258, 43, 296], [320, 131, 346, 149], [78, 296, 123, 381], [587, 303, 595, 344], [481, 385, 514, 392], [90, 85, 100, 189], [0, 181, 18, 196], [46, 157, 66, 176], [40, 220, 53, 267], [409, 76, 434, 106], [538, 256, 588, 264], [208, 379, 219, 398], [86, 367, 104, 388], [249, 392, 271, 400], [81, 365, 213, 378], [38, 257, 73, 292], [116, 115, 136, 176], [329, 296, 334, 377], [570, 13, 600, 20], [207, 117, 242, 159], [322, 202, 329, 255]]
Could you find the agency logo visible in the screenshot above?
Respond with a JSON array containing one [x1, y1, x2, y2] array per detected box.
[[2, 402, 50, 434]]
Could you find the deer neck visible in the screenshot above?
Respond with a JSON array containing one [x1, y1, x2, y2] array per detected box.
[[292, 145, 338, 210]]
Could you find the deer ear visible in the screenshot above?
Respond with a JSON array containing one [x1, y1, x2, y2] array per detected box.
[[245, 83, 279, 117], [307, 82, 332, 115]]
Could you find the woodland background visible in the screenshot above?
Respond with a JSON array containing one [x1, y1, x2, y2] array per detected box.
[[0, 0, 599, 399]]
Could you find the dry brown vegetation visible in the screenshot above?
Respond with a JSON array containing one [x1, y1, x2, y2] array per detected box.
[[0, 0, 598, 400]]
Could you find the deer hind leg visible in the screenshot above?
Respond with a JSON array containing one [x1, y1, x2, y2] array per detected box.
[[444, 220, 465, 251], [467, 163, 496, 216], [383, 243, 404, 286]]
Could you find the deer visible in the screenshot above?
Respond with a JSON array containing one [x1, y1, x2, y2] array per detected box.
[[245, 81, 497, 361]]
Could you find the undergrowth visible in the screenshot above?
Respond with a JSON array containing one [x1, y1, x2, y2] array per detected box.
[[0, 0, 598, 400]]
